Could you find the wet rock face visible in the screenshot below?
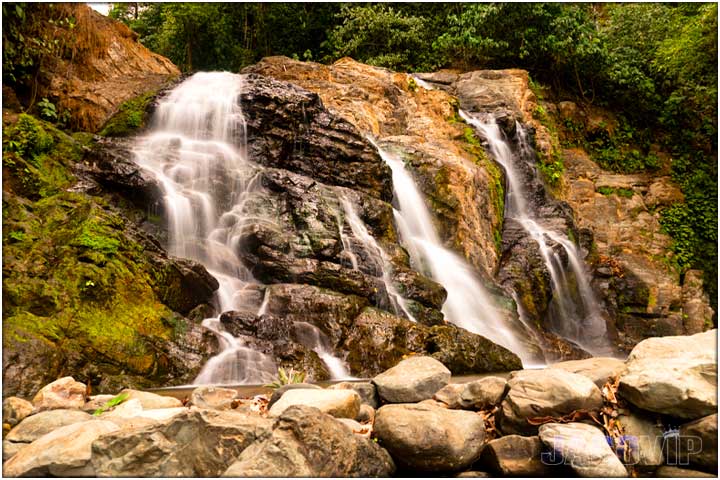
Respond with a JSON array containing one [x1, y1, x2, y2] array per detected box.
[[240, 74, 393, 202]]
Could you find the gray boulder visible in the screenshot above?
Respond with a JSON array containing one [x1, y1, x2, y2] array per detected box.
[[189, 386, 238, 410], [549, 357, 626, 388], [619, 330, 717, 419], [32, 376, 87, 411], [617, 412, 664, 469], [666, 413, 717, 473], [478, 435, 558, 476], [373, 403, 485, 473], [498, 369, 603, 435], [373, 356, 451, 403], [6, 409, 92, 443], [2, 397, 34, 427], [539, 422, 627, 477], [90, 409, 272, 477], [460, 376, 508, 409], [433, 383, 465, 409], [328, 381, 379, 408], [222, 405, 395, 477], [3, 420, 119, 477], [267, 382, 321, 409], [268, 389, 360, 419]]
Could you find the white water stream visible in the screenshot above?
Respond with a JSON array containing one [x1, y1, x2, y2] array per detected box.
[[369, 140, 537, 364], [132, 72, 351, 384], [460, 111, 611, 354]]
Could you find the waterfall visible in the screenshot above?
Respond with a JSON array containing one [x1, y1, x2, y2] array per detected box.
[[460, 111, 611, 354], [132, 72, 350, 384], [338, 195, 417, 322], [369, 140, 537, 364]]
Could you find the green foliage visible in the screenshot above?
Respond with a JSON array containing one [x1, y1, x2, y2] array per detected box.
[[323, 4, 439, 71], [597, 186, 634, 199], [3, 113, 54, 162], [37, 97, 57, 121], [264, 367, 307, 389], [92, 392, 129, 416], [99, 90, 156, 137], [538, 156, 564, 187]]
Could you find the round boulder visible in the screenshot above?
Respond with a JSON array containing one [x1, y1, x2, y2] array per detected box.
[[268, 388, 361, 419], [32, 377, 87, 411], [374, 403, 485, 473], [498, 369, 603, 435], [373, 356, 451, 403]]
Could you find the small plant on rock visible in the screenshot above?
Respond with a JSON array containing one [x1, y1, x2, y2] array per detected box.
[[92, 392, 129, 416], [264, 367, 306, 390]]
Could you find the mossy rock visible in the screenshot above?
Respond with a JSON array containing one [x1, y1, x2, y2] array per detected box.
[[98, 90, 158, 137], [2, 114, 215, 397]]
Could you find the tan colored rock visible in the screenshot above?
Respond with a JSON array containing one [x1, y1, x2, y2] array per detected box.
[[619, 330, 717, 419], [2, 397, 34, 427], [120, 389, 183, 409], [268, 389, 361, 419], [644, 176, 684, 208], [682, 270, 715, 334], [478, 435, 557, 476], [37, 4, 179, 131], [373, 355, 451, 403], [189, 386, 238, 410], [460, 376, 508, 409], [374, 402, 485, 473], [499, 369, 603, 435], [433, 383, 466, 409], [82, 395, 116, 413], [548, 357, 626, 388], [32, 377, 87, 411], [6, 409, 92, 443], [3, 420, 119, 477], [539, 422, 628, 477]]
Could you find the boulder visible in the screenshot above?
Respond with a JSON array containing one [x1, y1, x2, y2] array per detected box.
[[373, 403, 485, 473], [617, 412, 664, 469], [498, 369, 603, 435], [3, 420, 119, 477], [82, 395, 116, 413], [549, 357, 626, 388], [6, 409, 92, 443], [433, 383, 466, 409], [2, 397, 34, 427], [455, 471, 491, 477], [666, 414, 718, 473], [2, 440, 25, 461], [619, 330, 717, 419], [478, 435, 557, 476], [222, 405, 395, 477], [539, 422, 628, 477], [357, 404, 375, 424], [460, 376, 508, 409], [373, 356, 451, 403], [268, 389, 361, 419], [32, 376, 87, 411], [328, 381, 379, 408], [267, 383, 322, 409], [120, 389, 183, 409], [100, 398, 143, 419], [655, 466, 716, 478], [189, 386, 238, 410], [90, 409, 272, 477]]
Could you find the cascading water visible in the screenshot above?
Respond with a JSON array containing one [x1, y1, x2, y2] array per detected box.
[[132, 72, 350, 384], [369, 140, 538, 364], [460, 111, 611, 354], [338, 195, 417, 322]]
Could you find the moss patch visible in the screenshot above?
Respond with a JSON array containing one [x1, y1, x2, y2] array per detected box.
[[99, 90, 157, 137], [2, 114, 185, 392]]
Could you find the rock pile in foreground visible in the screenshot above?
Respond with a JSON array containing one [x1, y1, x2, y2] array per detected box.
[[2, 330, 717, 477]]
